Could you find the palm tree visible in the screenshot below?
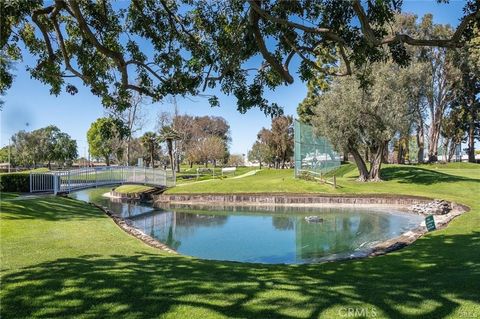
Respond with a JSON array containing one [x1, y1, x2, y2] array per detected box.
[[140, 131, 158, 167], [158, 126, 181, 173]]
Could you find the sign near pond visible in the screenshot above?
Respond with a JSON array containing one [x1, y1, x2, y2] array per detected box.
[[425, 215, 436, 231]]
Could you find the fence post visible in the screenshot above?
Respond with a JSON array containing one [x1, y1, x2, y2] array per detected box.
[[95, 168, 97, 187], [29, 173, 32, 193], [53, 173, 58, 195]]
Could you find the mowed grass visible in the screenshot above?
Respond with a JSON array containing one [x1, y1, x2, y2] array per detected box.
[[113, 184, 154, 194], [166, 163, 480, 203], [176, 166, 257, 185], [1, 163, 479, 318]]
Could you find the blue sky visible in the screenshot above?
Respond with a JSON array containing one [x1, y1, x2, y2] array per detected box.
[[0, 1, 466, 157]]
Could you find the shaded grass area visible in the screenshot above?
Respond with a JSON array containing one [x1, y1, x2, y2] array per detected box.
[[113, 184, 154, 194], [1, 164, 480, 318], [0, 192, 19, 200]]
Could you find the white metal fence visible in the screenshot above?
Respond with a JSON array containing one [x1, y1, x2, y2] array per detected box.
[[30, 166, 175, 194]]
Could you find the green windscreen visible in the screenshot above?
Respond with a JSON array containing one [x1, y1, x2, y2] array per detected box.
[[294, 120, 341, 177]]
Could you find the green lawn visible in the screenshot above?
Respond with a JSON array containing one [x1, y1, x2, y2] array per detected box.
[[176, 166, 256, 185], [1, 163, 479, 318], [113, 184, 154, 194]]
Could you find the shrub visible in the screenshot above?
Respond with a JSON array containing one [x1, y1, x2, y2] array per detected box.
[[0, 173, 30, 192], [298, 171, 316, 181]]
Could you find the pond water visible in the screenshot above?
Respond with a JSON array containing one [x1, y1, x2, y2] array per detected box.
[[71, 187, 423, 264]]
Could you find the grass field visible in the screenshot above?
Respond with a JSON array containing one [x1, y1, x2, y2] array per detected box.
[[1, 163, 479, 318], [176, 166, 256, 185]]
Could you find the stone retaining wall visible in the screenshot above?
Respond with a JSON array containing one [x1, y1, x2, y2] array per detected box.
[[155, 193, 432, 208]]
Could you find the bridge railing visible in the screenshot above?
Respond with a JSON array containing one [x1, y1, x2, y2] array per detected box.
[[30, 166, 175, 194]]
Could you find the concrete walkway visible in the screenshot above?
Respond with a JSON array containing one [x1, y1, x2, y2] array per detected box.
[[231, 169, 260, 179], [176, 169, 261, 187]]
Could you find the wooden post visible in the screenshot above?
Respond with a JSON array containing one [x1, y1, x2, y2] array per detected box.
[[333, 175, 337, 189]]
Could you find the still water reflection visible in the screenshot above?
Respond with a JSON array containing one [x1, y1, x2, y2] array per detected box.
[[71, 187, 423, 264]]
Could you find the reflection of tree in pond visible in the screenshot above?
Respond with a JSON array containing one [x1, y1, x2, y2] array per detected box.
[[295, 214, 379, 260], [272, 216, 295, 231], [165, 224, 181, 250], [175, 211, 229, 228], [134, 210, 229, 250]]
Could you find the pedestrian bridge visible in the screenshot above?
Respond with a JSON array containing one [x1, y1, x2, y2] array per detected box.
[[29, 166, 175, 194]]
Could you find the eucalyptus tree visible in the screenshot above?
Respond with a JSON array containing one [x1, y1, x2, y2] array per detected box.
[[451, 28, 480, 162], [2, 1, 478, 115]]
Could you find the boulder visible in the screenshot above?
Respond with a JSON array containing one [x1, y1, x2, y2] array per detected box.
[[410, 200, 452, 215]]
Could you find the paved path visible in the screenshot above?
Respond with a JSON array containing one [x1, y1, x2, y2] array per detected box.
[[231, 169, 260, 179], [176, 169, 261, 187]]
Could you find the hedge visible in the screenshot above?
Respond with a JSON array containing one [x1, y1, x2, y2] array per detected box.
[[0, 173, 30, 192]]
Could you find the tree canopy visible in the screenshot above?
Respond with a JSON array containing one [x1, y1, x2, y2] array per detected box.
[[2, 0, 478, 115], [9, 125, 77, 168], [87, 117, 129, 165]]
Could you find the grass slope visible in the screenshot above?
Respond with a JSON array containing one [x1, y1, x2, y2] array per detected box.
[[1, 164, 479, 318], [113, 184, 154, 194]]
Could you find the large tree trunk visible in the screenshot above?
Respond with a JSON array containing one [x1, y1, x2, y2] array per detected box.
[[397, 137, 408, 164], [382, 142, 389, 164], [428, 120, 441, 162], [349, 147, 369, 182], [416, 117, 425, 164], [368, 142, 386, 182], [443, 139, 450, 162], [105, 156, 110, 166], [468, 121, 475, 163], [448, 140, 456, 162], [167, 140, 174, 174], [126, 137, 131, 166]]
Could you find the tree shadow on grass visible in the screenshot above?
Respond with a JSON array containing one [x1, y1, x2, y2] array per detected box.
[[381, 167, 480, 185], [1, 196, 105, 221], [2, 231, 479, 318]]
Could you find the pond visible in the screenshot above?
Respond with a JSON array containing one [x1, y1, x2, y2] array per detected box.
[[71, 187, 423, 264]]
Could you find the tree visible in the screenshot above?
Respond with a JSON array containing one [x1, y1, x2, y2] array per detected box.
[[227, 154, 244, 167], [311, 63, 409, 181], [108, 93, 147, 165], [250, 116, 293, 169], [441, 108, 466, 162], [51, 131, 78, 167], [196, 136, 227, 168], [9, 126, 77, 168], [87, 117, 129, 166], [140, 132, 159, 168], [451, 29, 480, 162], [2, 1, 478, 114], [161, 114, 231, 168], [270, 116, 294, 168], [158, 126, 181, 173], [248, 141, 271, 169]]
